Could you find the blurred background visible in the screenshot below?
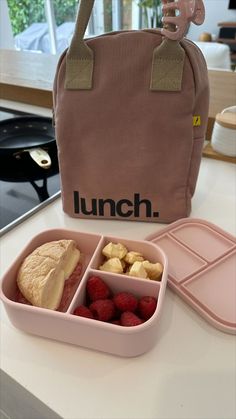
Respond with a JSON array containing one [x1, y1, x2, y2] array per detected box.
[[1, 0, 235, 64]]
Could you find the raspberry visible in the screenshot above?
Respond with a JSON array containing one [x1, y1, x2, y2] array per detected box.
[[138, 296, 157, 320], [73, 305, 94, 319], [86, 276, 111, 302], [113, 292, 138, 312], [89, 299, 116, 322], [120, 311, 142, 327]]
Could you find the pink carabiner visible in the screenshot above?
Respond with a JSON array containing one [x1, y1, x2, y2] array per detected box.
[[161, 0, 205, 41]]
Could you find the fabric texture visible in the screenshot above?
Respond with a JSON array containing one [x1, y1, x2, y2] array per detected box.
[[53, 9, 209, 223]]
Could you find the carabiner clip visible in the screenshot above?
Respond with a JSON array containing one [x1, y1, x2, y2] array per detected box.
[[161, 0, 205, 41]]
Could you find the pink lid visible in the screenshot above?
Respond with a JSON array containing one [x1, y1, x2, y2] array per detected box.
[[146, 218, 236, 334]]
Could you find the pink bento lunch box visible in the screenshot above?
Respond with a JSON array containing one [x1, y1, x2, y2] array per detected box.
[[1, 218, 235, 358], [0, 229, 168, 357]]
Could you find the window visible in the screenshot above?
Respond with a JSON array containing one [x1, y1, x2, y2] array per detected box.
[[6, 0, 163, 54]]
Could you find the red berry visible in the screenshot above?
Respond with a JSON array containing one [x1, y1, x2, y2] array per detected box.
[[113, 292, 138, 313], [113, 306, 121, 319], [86, 276, 111, 302], [73, 305, 94, 319], [89, 299, 116, 322], [120, 311, 142, 327], [138, 296, 157, 320]]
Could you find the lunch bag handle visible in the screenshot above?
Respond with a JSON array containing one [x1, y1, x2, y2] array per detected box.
[[65, 0, 185, 92]]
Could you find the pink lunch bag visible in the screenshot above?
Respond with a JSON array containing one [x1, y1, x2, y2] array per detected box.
[[53, 0, 209, 223]]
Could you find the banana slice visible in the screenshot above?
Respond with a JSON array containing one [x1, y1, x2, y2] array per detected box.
[[124, 251, 144, 264], [129, 261, 148, 279], [99, 257, 124, 274], [102, 242, 128, 260], [17, 240, 80, 310], [142, 261, 163, 281]]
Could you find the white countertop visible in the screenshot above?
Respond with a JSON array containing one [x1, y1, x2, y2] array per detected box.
[[1, 157, 236, 419]]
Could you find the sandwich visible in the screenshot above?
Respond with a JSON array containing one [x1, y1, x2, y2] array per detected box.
[[17, 239, 80, 310]]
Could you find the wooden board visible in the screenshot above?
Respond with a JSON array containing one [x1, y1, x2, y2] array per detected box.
[[0, 83, 53, 108], [0, 49, 58, 90], [0, 49, 57, 108], [207, 70, 236, 118], [203, 141, 236, 164]]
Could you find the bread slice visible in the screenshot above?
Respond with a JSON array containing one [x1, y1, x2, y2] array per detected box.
[[17, 240, 80, 310]]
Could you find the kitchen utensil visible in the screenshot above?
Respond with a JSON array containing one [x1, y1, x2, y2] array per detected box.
[[0, 116, 55, 169]]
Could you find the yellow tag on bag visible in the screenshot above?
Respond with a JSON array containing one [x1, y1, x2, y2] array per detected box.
[[193, 115, 201, 126]]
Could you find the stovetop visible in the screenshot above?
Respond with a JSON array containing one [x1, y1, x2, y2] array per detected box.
[[0, 108, 61, 236]]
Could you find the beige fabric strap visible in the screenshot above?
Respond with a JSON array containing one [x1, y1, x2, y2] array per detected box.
[[65, 0, 185, 92], [150, 39, 185, 91], [150, 1, 184, 91], [65, 0, 95, 89]]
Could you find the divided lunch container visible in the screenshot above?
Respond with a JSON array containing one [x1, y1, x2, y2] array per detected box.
[[0, 229, 168, 357], [1, 218, 235, 357]]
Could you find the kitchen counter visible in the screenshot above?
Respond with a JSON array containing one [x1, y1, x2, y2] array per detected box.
[[0, 49, 59, 108], [1, 157, 236, 419]]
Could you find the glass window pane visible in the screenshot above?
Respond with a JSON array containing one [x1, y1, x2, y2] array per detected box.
[[53, 0, 77, 26], [7, 0, 46, 37], [138, 0, 162, 29], [122, 0, 132, 30], [104, 0, 112, 32], [7, 0, 163, 55], [7, 0, 78, 54]]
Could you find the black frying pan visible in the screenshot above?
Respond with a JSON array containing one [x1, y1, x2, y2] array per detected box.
[[0, 116, 58, 201], [0, 148, 59, 202], [0, 116, 56, 169]]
